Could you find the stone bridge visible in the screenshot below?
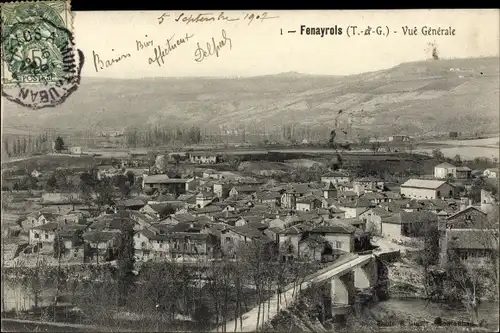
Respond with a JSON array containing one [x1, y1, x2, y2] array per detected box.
[[213, 253, 380, 332]]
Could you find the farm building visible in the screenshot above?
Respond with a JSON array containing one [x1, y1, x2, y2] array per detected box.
[[400, 179, 455, 200], [455, 166, 472, 180], [483, 168, 499, 178], [70, 146, 83, 155], [189, 152, 220, 164], [142, 175, 188, 196], [434, 162, 456, 179], [388, 135, 411, 142]]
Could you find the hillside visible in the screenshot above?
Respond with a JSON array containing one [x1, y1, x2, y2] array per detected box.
[[2, 57, 499, 137]]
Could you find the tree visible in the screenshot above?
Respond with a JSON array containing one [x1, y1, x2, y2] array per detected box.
[[116, 221, 136, 306], [46, 174, 58, 192], [453, 154, 462, 166], [125, 171, 135, 186], [328, 130, 337, 148], [443, 244, 489, 325], [358, 136, 370, 146], [113, 174, 131, 198], [371, 142, 381, 154], [441, 208, 499, 326], [72, 229, 85, 247], [155, 155, 167, 171], [304, 235, 327, 261], [54, 136, 65, 152], [432, 148, 445, 162], [13, 256, 50, 310], [53, 234, 67, 259], [3, 137, 10, 157]]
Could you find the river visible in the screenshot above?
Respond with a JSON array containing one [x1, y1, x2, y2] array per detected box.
[[372, 297, 499, 329], [3, 281, 499, 330]]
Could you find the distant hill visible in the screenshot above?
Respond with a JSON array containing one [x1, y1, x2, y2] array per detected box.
[[2, 57, 499, 137]]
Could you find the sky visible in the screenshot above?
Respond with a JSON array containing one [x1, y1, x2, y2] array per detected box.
[[73, 9, 499, 78]]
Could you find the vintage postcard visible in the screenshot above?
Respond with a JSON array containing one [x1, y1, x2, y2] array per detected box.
[[1, 3, 499, 333]]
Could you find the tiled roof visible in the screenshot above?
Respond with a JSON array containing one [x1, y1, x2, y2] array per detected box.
[[338, 191, 357, 197], [382, 211, 438, 225], [401, 179, 450, 189], [31, 222, 59, 231], [281, 223, 312, 235], [446, 229, 498, 250], [119, 198, 146, 207], [138, 228, 156, 239], [143, 175, 187, 184], [311, 223, 356, 234], [177, 194, 196, 201], [232, 186, 258, 193], [194, 205, 222, 214], [435, 162, 456, 168], [169, 232, 210, 240], [446, 206, 486, 221], [83, 231, 120, 243], [170, 213, 195, 223], [297, 196, 321, 204], [154, 194, 178, 202], [170, 222, 203, 233]]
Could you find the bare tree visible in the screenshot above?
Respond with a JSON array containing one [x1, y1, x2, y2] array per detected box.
[[442, 208, 499, 326]]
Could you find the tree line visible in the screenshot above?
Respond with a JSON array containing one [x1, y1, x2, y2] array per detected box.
[[2, 133, 51, 158], [122, 123, 343, 148], [124, 125, 203, 147], [5, 238, 324, 332]]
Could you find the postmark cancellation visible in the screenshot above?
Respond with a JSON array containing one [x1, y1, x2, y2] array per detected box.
[[1, 0, 84, 109]]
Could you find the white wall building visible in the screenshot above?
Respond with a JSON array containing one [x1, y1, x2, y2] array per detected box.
[[400, 179, 455, 200], [434, 162, 456, 179]]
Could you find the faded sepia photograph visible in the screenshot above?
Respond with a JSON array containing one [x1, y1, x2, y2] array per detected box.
[[1, 4, 499, 332]]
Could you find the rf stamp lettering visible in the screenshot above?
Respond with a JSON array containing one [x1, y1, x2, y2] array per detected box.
[[300, 25, 343, 37]]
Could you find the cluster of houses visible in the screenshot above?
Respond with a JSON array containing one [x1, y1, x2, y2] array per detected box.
[[434, 162, 499, 180], [5, 159, 498, 269]]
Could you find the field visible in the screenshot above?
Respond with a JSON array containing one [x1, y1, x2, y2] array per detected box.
[[428, 137, 500, 147], [416, 147, 499, 160], [417, 136, 500, 160], [1, 155, 98, 172]]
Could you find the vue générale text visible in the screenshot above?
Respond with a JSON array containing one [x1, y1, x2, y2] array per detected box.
[[300, 25, 343, 37]]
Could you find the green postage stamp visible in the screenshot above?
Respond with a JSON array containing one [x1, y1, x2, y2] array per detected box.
[[1, 0, 84, 109]]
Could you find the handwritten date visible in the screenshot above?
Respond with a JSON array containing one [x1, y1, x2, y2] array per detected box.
[[194, 29, 232, 63], [158, 12, 278, 25]]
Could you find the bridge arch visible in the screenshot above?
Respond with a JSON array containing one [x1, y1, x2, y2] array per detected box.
[[354, 260, 377, 289]]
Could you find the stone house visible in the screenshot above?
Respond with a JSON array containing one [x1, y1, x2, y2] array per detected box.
[[320, 172, 350, 185], [29, 222, 59, 252], [440, 228, 498, 267], [83, 231, 121, 263], [443, 206, 488, 230], [142, 175, 187, 196], [229, 186, 258, 197], [296, 196, 323, 212], [352, 177, 385, 195], [189, 152, 220, 164], [380, 211, 438, 239], [359, 207, 394, 235], [213, 182, 232, 199], [455, 166, 472, 180]]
